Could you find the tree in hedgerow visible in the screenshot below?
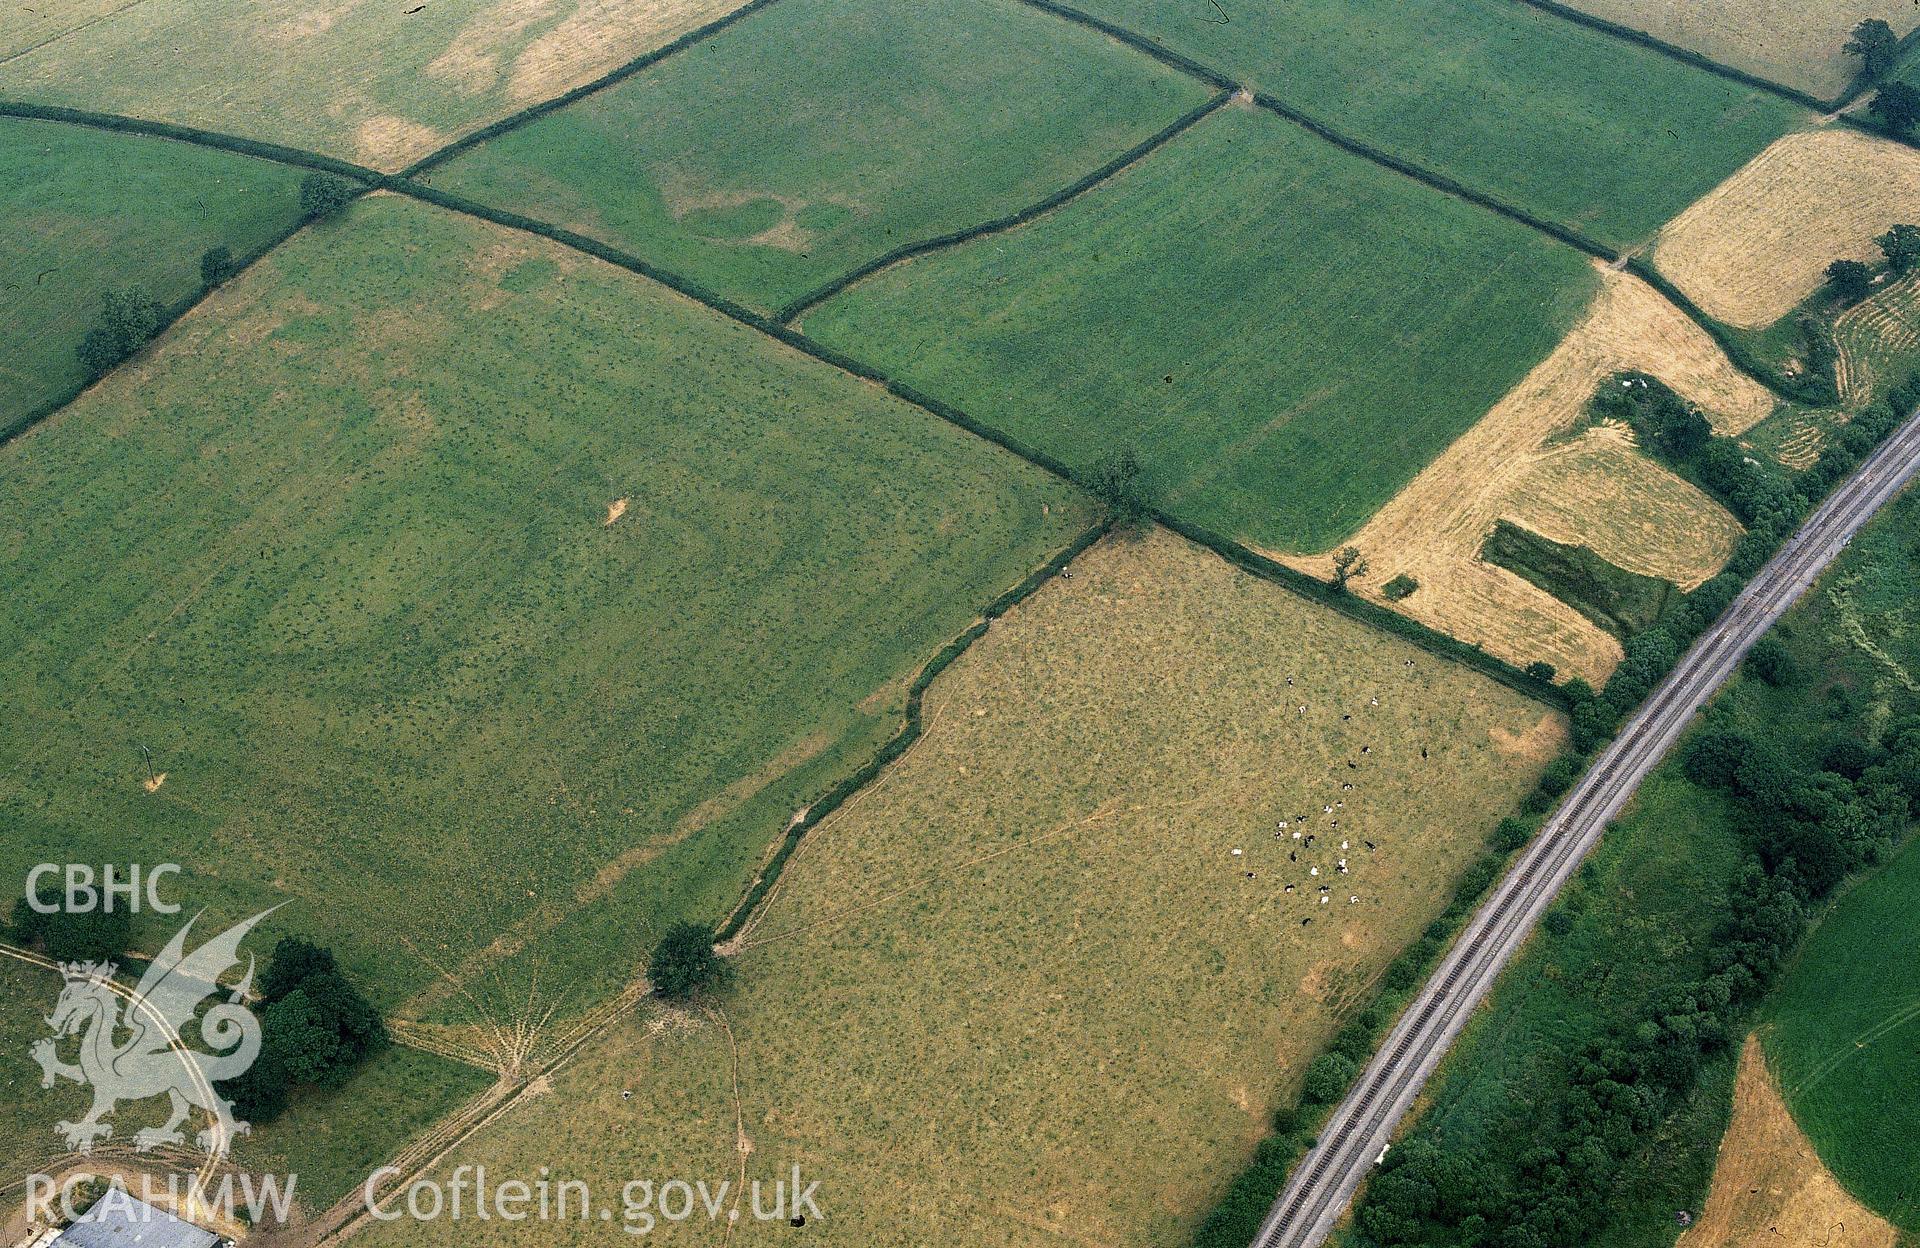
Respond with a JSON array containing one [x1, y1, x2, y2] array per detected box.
[[1826, 258, 1874, 304], [1088, 447, 1150, 528], [299, 172, 358, 220], [1331, 546, 1369, 591], [75, 288, 162, 378], [200, 245, 237, 288], [1869, 81, 1920, 134], [1846, 18, 1900, 80], [1301, 1052, 1356, 1104], [648, 922, 731, 1000], [1878, 223, 1920, 276]]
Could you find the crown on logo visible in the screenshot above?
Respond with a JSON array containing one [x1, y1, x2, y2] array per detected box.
[[59, 960, 117, 982]]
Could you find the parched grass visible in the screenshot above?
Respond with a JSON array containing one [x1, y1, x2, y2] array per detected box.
[[0, 117, 307, 432], [1652, 127, 1920, 331], [426, 0, 1207, 313], [0, 0, 749, 169], [1557, 0, 1913, 100], [0, 0, 130, 59], [354, 529, 1560, 1248], [1066, 0, 1809, 249], [0, 194, 1088, 1028], [807, 106, 1599, 554]]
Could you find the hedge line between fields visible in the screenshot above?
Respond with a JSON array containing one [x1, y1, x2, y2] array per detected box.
[[1505, 0, 1831, 112], [1152, 512, 1571, 709], [0, 185, 373, 447], [1625, 257, 1838, 405], [775, 88, 1232, 322], [1013, 0, 1236, 90], [398, 0, 788, 178], [712, 522, 1110, 943], [1247, 92, 1617, 262], [395, 178, 1572, 712], [0, 101, 383, 179]]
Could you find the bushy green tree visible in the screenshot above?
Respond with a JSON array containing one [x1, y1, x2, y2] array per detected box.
[[1846, 18, 1900, 79], [299, 172, 358, 220], [1879, 223, 1920, 276], [1301, 1052, 1355, 1104], [649, 922, 731, 1000], [200, 244, 236, 288], [1825, 258, 1873, 304], [75, 288, 162, 378], [1088, 447, 1150, 528], [1870, 82, 1920, 134]]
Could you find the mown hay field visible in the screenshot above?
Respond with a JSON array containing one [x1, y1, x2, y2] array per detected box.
[[1289, 269, 1770, 686], [1071, 0, 1808, 248], [0, 118, 307, 430], [0, 194, 1088, 1028], [1836, 272, 1920, 409], [1677, 1037, 1897, 1248], [1562, 0, 1912, 100], [0, 957, 491, 1215], [1653, 127, 1920, 330], [807, 105, 1600, 554], [428, 0, 1208, 313], [353, 530, 1561, 1247], [0, 0, 747, 169]]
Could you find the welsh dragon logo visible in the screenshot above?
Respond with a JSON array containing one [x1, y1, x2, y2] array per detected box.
[[31, 909, 274, 1158]]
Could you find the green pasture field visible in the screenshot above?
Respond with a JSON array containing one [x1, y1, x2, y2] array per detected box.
[[426, 0, 1208, 313], [0, 118, 306, 433], [0, 194, 1088, 1031], [354, 530, 1561, 1248], [806, 105, 1598, 554], [0, 957, 491, 1212], [1763, 836, 1920, 1232], [0, 0, 749, 170], [1070, 0, 1808, 249], [1758, 484, 1920, 1232]]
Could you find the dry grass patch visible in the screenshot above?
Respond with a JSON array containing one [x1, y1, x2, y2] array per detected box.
[[0, 0, 746, 170], [1678, 1035, 1897, 1248], [1288, 269, 1770, 685], [1654, 127, 1920, 329], [1504, 427, 1742, 591], [354, 530, 1557, 1248], [1561, 1, 1914, 100], [1836, 272, 1920, 408]]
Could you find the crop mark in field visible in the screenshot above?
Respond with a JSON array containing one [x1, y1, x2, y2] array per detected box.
[[1286, 268, 1770, 685]]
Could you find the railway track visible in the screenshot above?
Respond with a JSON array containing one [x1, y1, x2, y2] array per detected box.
[[1253, 407, 1920, 1248]]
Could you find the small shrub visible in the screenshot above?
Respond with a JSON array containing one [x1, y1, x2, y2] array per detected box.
[[1382, 573, 1418, 601]]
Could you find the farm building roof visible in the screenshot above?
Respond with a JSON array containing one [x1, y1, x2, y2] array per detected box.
[[52, 1194, 219, 1248]]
